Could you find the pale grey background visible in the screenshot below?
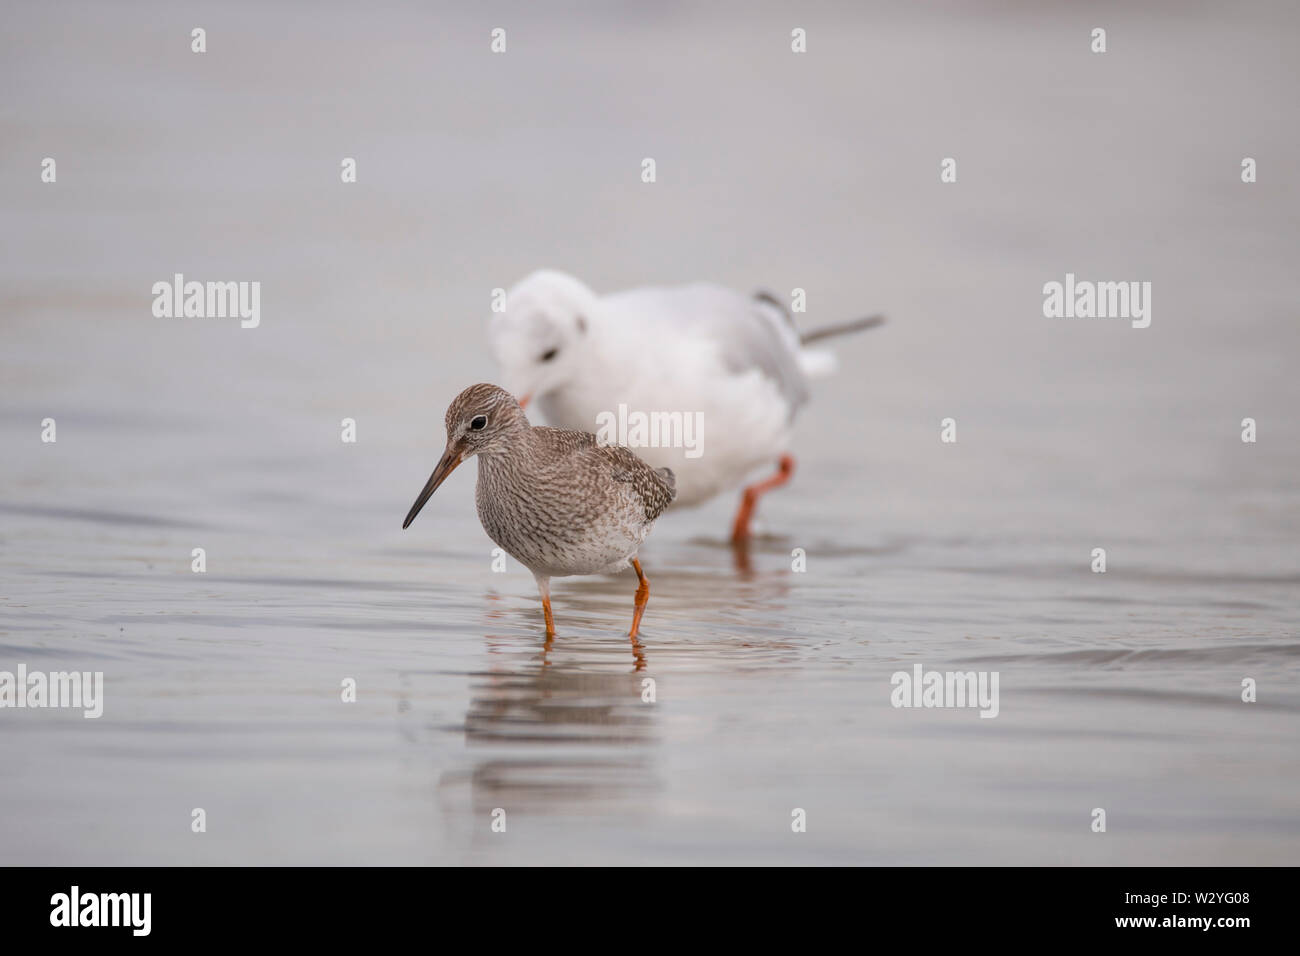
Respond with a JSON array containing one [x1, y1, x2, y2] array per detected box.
[[1, 0, 1297, 864]]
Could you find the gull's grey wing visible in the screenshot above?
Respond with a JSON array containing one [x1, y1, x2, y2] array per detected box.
[[604, 283, 810, 415]]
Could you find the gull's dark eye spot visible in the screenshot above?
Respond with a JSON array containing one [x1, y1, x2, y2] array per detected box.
[[540, 348, 559, 362], [470, 415, 488, 430]]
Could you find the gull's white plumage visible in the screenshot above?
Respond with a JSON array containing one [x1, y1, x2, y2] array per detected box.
[[487, 269, 880, 519]]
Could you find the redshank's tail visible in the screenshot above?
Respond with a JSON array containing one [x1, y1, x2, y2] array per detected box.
[[654, 467, 677, 500]]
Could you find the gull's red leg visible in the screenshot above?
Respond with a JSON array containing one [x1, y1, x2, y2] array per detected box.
[[730, 455, 796, 543]]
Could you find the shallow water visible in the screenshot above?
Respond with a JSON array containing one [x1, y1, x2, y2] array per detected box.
[[2, 0, 1298, 864]]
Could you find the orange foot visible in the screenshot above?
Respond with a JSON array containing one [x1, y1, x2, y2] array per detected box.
[[730, 455, 795, 544], [628, 557, 650, 641]]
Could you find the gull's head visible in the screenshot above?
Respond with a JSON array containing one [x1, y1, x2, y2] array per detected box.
[[488, 269, 596, 404], [402, 384, 526, 529]]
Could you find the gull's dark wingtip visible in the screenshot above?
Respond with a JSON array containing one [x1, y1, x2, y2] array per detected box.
[[799, 313, 886, 344]]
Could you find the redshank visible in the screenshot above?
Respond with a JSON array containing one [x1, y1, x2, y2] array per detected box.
[[402, 383, 676, 644], [487, 270, 883, 543]]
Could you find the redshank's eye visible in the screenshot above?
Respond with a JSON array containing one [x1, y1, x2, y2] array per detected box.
[[469, 415, 487, 431], [540, 347, 558, 362]]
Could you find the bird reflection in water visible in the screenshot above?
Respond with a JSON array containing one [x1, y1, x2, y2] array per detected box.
[[443, 632, 660, 829]]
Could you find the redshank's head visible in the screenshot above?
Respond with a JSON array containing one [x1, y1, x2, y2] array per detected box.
[[488, 269, 596, 405], [402, 384, 527, 529]]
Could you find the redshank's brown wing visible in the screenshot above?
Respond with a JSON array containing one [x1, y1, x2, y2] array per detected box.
[[597, 444, 676, 521], [532, 426, 676, 521]]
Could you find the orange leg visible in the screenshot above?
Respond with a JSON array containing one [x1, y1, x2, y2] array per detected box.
[[628, 558, 650, 642], [535, 575, 556, 638], [730, 455, 796, 543]]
